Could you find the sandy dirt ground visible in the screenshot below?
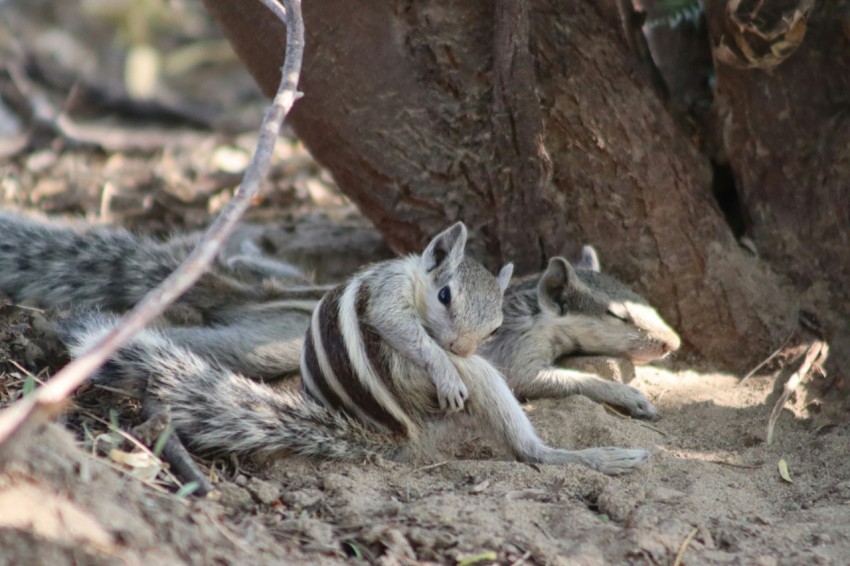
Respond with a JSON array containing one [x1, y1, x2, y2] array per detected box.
[[1, 323, 848, 565], [1, 1, 849, 564]]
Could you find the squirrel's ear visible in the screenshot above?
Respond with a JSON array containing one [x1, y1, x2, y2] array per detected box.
[[575, 245, 601, 272], [537, 257, 577, 315], [422, 222, 467, 273], [496, 263, 514, 292]]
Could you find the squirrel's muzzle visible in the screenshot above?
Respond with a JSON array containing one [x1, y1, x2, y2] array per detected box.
[[449, 337, 477, 358]]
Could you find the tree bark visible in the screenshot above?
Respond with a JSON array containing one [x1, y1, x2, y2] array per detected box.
[[202, 0, 798, 370], [704, 1, 850, 375]]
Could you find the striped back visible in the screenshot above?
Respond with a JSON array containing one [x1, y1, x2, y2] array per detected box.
[[300, 279, 415, 437]]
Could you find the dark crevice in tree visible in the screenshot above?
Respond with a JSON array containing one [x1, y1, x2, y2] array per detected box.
[[710, 160, 747, 238]]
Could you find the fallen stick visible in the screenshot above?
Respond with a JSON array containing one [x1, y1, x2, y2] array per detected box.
[[738, 327, 796, 386], [0, 0, 304, 449], [672, 527, 698, 566], [766, 340, 828, 445]]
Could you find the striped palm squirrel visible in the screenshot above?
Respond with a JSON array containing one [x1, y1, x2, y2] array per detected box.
[[0, 213, 669, 473], [481, 247, 681, 420]]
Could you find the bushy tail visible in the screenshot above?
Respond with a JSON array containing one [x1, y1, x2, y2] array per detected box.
[[0, 212, 317, 316], [0, 213, 197, 311], [61, 311, 398, 461]]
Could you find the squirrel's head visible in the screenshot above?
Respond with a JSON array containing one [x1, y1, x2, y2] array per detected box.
[[537, 248, 681, 363], [419, 222, 513, 357]]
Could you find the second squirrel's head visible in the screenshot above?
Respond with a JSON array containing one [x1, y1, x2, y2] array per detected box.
[[418, 222, 513, 357], [532, 248, 681, 363]]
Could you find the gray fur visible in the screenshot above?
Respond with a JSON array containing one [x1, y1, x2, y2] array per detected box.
[[0, 212, 314, 319], [2, 214, 655, 474], [63, 311, 395, 460], [480, 250, 681, 419], [0, 212, 321, 379], [575, 245, 601, 272], [64, 310, 647, 474], [362, 223, 510, 412]]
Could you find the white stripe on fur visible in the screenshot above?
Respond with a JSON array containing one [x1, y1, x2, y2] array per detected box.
[[309, 288, 390, 433], [339, 274, 417, 438]]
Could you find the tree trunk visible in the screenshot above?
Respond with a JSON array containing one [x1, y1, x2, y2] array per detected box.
[[704, 1, 850, 378], [202, 0, 798, 370]]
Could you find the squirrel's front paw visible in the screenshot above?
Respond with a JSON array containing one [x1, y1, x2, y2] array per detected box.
[[434, 366, 469, 413], [618, 385, 659, 421], [437, 381, 469, 412]]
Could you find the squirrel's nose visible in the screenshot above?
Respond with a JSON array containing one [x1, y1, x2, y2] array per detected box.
[[664, 330, 682, 353], [450, 338, 476, 358]]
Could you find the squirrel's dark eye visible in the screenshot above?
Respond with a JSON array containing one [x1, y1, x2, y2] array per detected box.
[[607, 308, 628, 322], [438, 286, 451, 306]]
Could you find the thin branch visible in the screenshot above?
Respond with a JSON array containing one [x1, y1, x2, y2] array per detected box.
[[766, 340, 828, 445], [0, 0, 304, 447], [672, 527, 699, 566], [738, 326, 796, 385], [6, 59, 207, 154], [256, 0, 289, 24]]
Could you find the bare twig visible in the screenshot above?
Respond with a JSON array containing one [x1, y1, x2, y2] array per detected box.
[[601, 403, 631, 419], [738, 327, 796, 385], [3, 43, 213, 154], [6, 359, 47, 384], [78, 409, 184, 488], [256, 0, 289, 23], [81, 451, 175, 497], [673, 527, 699, 566], [0, 0, 304, 448], [766, 340, 828, 445], [7, 303, 45, 313], [410, 461, 450, 474], [635, 420, 668, 437], [55, 115, 211, 153], [703, 458, 763, 470]]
